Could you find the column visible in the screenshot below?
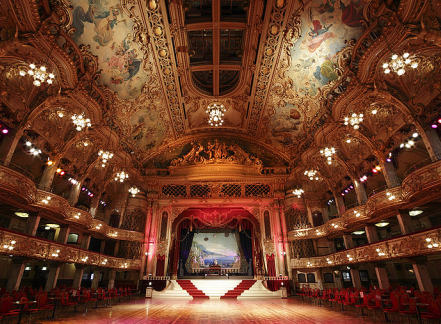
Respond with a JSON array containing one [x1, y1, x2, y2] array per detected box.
[[89, 195, 101, 217], [38, 162, 58, 191], [365, 225, 379, 243], [2, 128, 23, 167], [26, 213, 41, 236], [108, 270, 116, 289], [396, 210, 414, 235], [350, 268, 362, 289], [6, 260, 26, 291], [343, 234, 354, 249], [91, 270, 101, 289], [44, 263, 61, 291], [68, 182, 82, 206], [381, 161, 401, 188], [354, 180, 367, 204], [114, 241, 120, 257], [412, 259, 434, 293], [57, 225, 70, 244], [374, 263, 390, 290], [80, 234, 91, 249], [72, 265, 85, 289], [334, 195, 346, 216], [420, 127, 441, 161], [99, 240, 106, 254]]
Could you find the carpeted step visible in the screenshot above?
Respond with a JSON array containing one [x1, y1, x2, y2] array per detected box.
[[177, 280, 209, 299], [221, 280, 256, 299]]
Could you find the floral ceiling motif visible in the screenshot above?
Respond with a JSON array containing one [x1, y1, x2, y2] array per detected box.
[[264, 0, 365, 156]]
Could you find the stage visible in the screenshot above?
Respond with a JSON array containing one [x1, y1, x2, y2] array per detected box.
[[40, 298, 376, 324]]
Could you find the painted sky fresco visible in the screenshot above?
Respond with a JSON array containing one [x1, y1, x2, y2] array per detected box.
[[269, 0, 365, 149], [70, 0, 148, 99]]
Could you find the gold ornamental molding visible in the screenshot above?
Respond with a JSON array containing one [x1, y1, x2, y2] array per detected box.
[[288, 160, 441, 240], [291, 226, 441, 270], [0, 166, 143, 242], [0, 229, 140, 270]]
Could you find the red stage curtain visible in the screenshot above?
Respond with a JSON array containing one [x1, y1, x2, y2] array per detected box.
[[156, 255, 166, 276], [266, 254, 280, 291]]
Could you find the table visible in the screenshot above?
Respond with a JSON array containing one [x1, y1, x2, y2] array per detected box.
[[14, 300, 36, 324]]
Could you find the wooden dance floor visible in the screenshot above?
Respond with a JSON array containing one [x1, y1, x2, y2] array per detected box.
[[39, 298, 376, 324]]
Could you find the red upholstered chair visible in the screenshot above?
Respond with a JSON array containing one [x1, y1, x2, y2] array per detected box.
[[421, 298, 441, 321], [355, 293, 370, 316], [383, 293, 400, 322], [0, 296, 20, 320]]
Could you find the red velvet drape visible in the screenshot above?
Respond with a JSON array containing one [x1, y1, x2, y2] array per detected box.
[[266, 254, 281, 291], [156, 255, 166, 276]]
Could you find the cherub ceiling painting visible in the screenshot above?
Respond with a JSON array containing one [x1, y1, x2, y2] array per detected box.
[[70, 0, 147, 99]]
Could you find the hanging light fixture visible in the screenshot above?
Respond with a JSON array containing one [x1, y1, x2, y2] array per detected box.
[[320, 147, 336, 165], [382, 52, 418, 76], [19, 63, 55, 86], [304, 170, 320, 181], [114, 171, 129, 183], [292, 188, 304, 198], [128, 186, 140, 197], [98, 150, 113, 167], [206, 103, 226, 127], [344, 113, 363, 129], [72, 114, 92, 131]]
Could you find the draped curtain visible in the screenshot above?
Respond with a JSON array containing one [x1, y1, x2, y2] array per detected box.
[[266, 254, 280, 291], [156, 255, 166, 276], [179, 228, 194, 274], [239, 230, 252, 261]]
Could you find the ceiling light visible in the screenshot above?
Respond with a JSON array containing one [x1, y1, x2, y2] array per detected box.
[[72, 114, 91, 131], [352, 230, 365, 235], [304, 170, 320, 181], [292, 188, 304, 198], [129, 187, 140, 197], [409, 210, 423, 217], [206, 103, 226, 127], [383, 52, 418, 76], [375, 222, 389, 228], [45, 224, 60, 229], [19, 63, 55, 86], [344, 113, 363, 129], [98, 150, 113, 167], [115, 171, 129, 183], [14, 211, 29, 218], [320, 147, 336, 165]]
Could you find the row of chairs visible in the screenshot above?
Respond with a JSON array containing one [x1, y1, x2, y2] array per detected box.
[[0, 286, 138, 322], [297, 286, 441, 322]]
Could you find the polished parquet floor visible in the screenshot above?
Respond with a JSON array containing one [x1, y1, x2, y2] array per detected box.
[[38, 298, 378, 324]]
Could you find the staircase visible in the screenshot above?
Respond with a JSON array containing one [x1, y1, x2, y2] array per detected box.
[[191, 279, 242, 299], [177, 280, 209, 298], [221, 280, 256, 298]]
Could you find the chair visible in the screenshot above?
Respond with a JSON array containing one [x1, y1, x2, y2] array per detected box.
[[383, 293, 400, 322]]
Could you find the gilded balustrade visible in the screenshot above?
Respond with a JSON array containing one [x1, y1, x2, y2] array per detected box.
[[289, 160, 441, 240], [0, 166, 143, 242], [0, 229, 140, 270], [291, 226, 441, 269]]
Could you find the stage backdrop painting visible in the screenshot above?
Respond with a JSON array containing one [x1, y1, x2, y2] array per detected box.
[[187, 232, 241, 272]]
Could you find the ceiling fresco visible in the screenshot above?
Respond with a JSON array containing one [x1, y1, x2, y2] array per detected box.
[[70, 0, 148, 99], [264, 0, 365, 156]]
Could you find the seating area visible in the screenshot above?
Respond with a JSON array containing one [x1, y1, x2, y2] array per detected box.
[[0, 286, 138, 323], [296, 286, 441, 323]]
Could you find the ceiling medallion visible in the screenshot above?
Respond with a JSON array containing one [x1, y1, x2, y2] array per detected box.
[[320, 147, 336, 165], [98, 150, 113, 168], [206, 103, 226, 127], [114, 171, 129, 183], [344, 113, 363, 130], [128, 187, 140, 197], [382, 52, 418, 76], [72, 114, 92, 131], [19, 63, 55, 86], [304, 170, 320, 181]]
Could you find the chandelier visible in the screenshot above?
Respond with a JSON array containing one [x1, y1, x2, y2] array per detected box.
[[98, 150, 113, 167], [206, 103, 226, 127], [320, 147, 336, 165], [304, 170, 320, 181], [382, 52, 418, 76], [129, 186, 140, 197], [292, 188, 304, 198], [344, 113, 363, 130], [19, 63, 55, 86], [72, 114, 91, 131], [114, 171, 129, 183]]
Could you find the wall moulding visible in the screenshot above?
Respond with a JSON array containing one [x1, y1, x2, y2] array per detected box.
[[0, 166, 143, 242]]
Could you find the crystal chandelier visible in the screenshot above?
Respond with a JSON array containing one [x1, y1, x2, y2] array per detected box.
[[72, 114, 91, 131], [206, 103, 226, 127], [382, 52, 418, 76], [344, 113, 363, 130], [292, 188, 304, 198], [320, 147, 336, 165], [98, 150, 113, 167], [304, 170, 320, 181], [128, 187, 140, 197], [114, 171, 129, 183], [19, 63, 55, 86]]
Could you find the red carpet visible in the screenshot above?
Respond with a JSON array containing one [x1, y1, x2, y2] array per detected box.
[[221, 280, 256, 298], [177, 280, 209, 298]]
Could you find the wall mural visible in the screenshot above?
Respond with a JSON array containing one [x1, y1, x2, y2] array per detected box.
[[70, 0, 148, 99], [266, 0, 365, 154]]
